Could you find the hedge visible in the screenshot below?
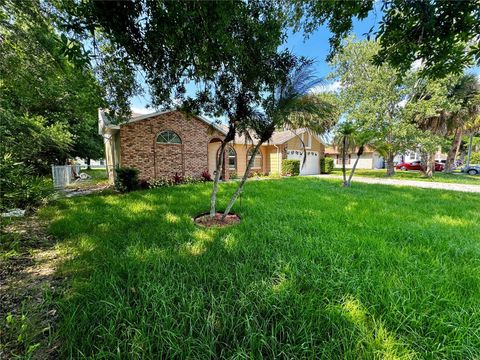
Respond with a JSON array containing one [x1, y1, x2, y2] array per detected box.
[[320, 157, 334, 174], [282, 159, 300, 176]]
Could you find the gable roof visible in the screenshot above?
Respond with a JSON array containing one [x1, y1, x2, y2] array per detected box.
[[99, 109, 326, 146], [99, 109, 227, 135]]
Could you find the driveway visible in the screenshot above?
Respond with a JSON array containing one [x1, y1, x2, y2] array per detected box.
[[315, 175, 480, 193]]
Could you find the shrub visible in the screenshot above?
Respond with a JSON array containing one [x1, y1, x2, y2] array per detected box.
[[138, 179, 150, 190], [230, 171, 238, 180], [148, 177, 174, 188], [114, 167, 139, 193], [470, 152, 480, 165], [183, 176, 203, 184], [0, 154, 53, 211], [201, 170, 212, 181], [320, 157, 334, 174], [282, 159, 300, 176], [173, 173, 183, 185]]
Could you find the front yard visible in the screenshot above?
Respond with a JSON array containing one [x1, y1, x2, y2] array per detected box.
[[38, 178, 479, 358], [331, 168, 480, 185]]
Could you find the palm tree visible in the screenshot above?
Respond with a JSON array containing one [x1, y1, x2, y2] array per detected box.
[[220, 63, 337, 220], [332, 121, 357, 187], [444, 74, 480, 173]]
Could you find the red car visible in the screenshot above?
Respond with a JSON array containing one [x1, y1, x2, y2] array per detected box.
[[395, 160, 444, 172]]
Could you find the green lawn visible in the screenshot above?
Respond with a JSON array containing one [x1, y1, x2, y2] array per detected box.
[[41, 178, 480, 359], [331, 168, 480, 185], [64, 168, 109, 189]]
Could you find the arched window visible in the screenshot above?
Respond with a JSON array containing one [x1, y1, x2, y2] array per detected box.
[[227, 147, 237, 171], [248, 148, 262, 169], [156, 131, 181, 144], [216, 146, 237, 171]]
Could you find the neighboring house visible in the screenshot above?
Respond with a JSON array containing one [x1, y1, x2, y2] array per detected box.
[[99, 110, 327, 182], [75, 158, 106, 169], [394, 148, 447, 164], [323, 146, 384, 169]]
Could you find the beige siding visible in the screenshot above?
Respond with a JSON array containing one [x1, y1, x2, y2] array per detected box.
[[286, 133, 324, 153], [207, 140, 222, 176], [334, 153, 376, 169], [269, 149, 282, 174], [104, 130, 120, 183]]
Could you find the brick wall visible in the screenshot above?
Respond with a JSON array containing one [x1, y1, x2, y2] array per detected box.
[[120, 111, 224, 180]]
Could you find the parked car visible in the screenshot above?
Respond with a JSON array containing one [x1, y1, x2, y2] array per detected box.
[[462, 164, 480, 175], [395, 160, 444, 172]]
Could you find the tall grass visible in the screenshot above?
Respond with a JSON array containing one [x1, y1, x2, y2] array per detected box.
[[41, 178, 480, 358]]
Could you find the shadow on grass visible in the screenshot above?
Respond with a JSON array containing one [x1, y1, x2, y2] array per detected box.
[[40, 178, 480, 358]]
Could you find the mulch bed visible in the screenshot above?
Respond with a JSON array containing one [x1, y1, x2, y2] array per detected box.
[[194, 212, 241, 228]]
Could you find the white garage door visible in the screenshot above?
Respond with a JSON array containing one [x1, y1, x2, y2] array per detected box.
[[287, 150, 320, 175]]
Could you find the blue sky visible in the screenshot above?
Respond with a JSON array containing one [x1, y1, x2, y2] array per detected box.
[[130, 7, 478, 115]]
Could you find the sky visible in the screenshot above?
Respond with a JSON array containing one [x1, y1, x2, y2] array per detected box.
[[130, 7, 479, 117]]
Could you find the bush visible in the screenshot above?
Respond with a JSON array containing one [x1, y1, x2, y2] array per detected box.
[[0, 154, 53, 211], [282, 159, 300, 176], [230, 171, 238, 180], [148, 173, 209, 189], [470, 152, 480, 165], [320, 157, 334, 174], [114, 167, 139, 193], [201, 170, 212, 181], [148, 177, 175, 188]]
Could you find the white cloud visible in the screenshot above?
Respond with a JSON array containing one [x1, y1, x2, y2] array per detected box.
[[310, 81, 342, 94]]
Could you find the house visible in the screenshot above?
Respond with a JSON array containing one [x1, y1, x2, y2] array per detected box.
[[323, 146, 384, 169], [98, 110, 327, 182], [74, 158, 106, 169], [394, 148, 447, 164]]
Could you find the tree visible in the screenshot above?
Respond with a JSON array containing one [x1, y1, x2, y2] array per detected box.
[[292, 0, 480, 79], [332, 121, 357, 187], [220, 63, 336, 219], [403, 74, 460, 177], [330, 39, 418, 176], [443, 74, 480, 173], [59, 0, 340, 219], [0, 0, 104, 174]]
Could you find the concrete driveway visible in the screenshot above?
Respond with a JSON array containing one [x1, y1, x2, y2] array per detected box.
[[315, 175, 480, 193]]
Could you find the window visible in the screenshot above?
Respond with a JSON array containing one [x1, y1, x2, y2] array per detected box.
[[301, 132, 312, 149], [156, 131, 181, 144], [227, 147, 237, 171], [216, 146, 237, 171], [248, 148, 262, 169]]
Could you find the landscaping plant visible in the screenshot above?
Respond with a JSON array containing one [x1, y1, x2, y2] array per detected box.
[[114, 167, 139, 193], [320, 157, 334, 174], [281, 159, 300, 176]]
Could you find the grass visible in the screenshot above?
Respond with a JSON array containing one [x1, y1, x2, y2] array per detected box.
[[331, 168, 480, 185], [40, 178, 480, 359], [65, 168, 109, 189]]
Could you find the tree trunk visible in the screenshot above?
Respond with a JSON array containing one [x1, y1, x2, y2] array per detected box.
[[466, 133, 474, 167], [347, 145, 364, 186], [210, 141, 226, 218], [221, 142, 263, 220], [386, 153, 395, 177], [425, 152, 435, 178], [444, 128, 462, 173], [86, 158, 91, 170], [342, 137, 348, 186]]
